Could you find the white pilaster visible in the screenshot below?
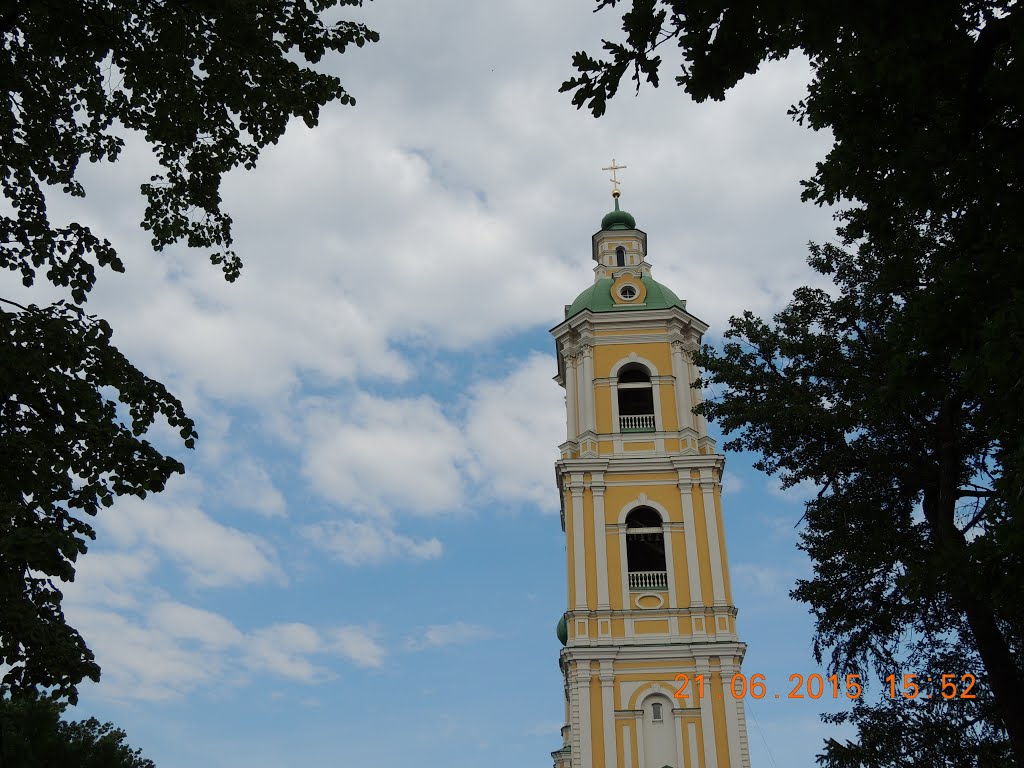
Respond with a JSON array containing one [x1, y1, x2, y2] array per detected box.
[[687, 355, 709, 436], [672, 708, 686, 768], [576, 351, 587, 439], [696, 660, 718, 768], [577, 666, 593, 768], [671, 342, 694, 431], [565, 351, 578, 440], [582, 342, 595, 433], [600, 663, 616, 768], [571, 474, 588, 611], [592, 479, 610, 610], [700, 478, 726, 607], [678, 480, 703, 609], [686, 722, 700, 768], [722, 659, 744, 767]]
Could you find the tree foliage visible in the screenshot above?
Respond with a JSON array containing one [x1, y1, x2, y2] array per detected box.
[[1, 0, 377, 702], [0, 693, 155, 768], [563, 0, 1023, 763]]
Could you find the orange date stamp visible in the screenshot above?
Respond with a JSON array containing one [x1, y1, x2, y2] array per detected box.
[[673, 672, 978, 700]]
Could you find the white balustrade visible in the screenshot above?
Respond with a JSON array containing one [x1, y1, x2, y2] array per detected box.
[[619, 413, 655, 431], [628, 570, 668, 590]]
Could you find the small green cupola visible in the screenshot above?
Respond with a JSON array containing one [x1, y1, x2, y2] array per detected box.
[[601, 192, 636, 231]]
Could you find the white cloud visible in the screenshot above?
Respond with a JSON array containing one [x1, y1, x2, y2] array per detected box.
[[100, 479, 284, 588], [221, 456, 288, 517], [63, 551, 157, 610], [463, 353, 564, 510], [71, 608, 226, 701], [732, 563, 788, 597], [722, 471, 745, 496], [301, 393, 467, 516], [329, 626, 387, 668], [243, 622, 386, 681], [149, 601, 244, 649], [244, 623, 325, 683], [406, 622, 495, 650], [303, 519, 442, 566]]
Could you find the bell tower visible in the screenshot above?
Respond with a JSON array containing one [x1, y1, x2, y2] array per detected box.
[[550, 173, 751, 768]]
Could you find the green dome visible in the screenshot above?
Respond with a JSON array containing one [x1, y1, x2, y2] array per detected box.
[[565, 275, 686, 320], [601, 208, 636, 230], [556, 614, 568, 646], [601, 199, 636, 230]]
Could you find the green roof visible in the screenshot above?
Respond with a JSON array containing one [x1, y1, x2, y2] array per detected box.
[[565, 275, 686, 320], [601, 198, 636, 230], [556, 614, 568, 646]]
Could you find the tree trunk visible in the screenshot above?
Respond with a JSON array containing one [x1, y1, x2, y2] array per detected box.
[[925, 397, 1024, 767]]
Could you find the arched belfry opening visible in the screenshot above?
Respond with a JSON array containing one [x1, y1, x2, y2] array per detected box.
[[617, 363, 655, 432], [615, 246, 626, 266], [626, 507, 667, 590]]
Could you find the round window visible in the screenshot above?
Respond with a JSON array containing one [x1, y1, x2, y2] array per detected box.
[[618, 283, 638, 301]]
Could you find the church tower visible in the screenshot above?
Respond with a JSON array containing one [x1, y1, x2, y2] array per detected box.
[[550, 170, 751, 768]]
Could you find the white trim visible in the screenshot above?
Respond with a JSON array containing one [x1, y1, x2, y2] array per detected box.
[[610, 354, 660, 378], [633, 592, 665, 609], [616, 498, 671, 525], [622, 723, 634, 768]]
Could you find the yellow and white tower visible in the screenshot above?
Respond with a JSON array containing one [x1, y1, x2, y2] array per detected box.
[[550, 174, 751, 768]]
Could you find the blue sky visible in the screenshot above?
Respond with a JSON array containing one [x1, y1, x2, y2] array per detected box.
[[2, 0, 878, 765]]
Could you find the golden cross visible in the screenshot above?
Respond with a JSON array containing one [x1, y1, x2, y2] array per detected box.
[[601, 158, 627, 195]]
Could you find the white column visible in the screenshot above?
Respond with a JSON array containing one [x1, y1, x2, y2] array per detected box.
[[577, 666, 593, 768], [593, 481, 610, 610], [672, 708, 686, 768], [622, 723, 634, 768], [672, 342, 694, 431], [571, 474, 588, 612], [687, 353, 708, 436], [634, 712, 646, 768], [582, 343, 595, 434], [565, 352, 578, 440], [696, 660, 718, 768], [700, 479, 726, 607], [721, 660, 744, 766], [678, 480, 703, 608], [600, 663, 616, 768], [735, 694, 752, 767], [576, 351, 588, 438], [651, 379, 663, 429], [686, 722, 700, 768]]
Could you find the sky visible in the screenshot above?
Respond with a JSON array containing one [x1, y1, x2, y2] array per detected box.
[[3, 1, 869, 765]]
